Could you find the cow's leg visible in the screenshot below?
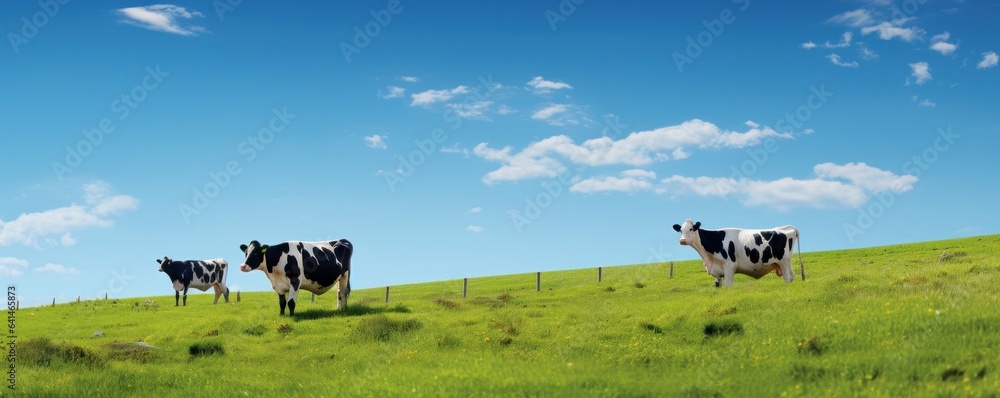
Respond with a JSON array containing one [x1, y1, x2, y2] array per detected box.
[[714, 278, 721, 288], [722, 264, 736, 287], [286, 288, 299, 317], [223, 286, 230, 303], [175, 291, 180, 306], [211, 283, 222, 304], [182, 287, 189, 306], [278, 294, 287, 315], [337, 271, 350, 310]]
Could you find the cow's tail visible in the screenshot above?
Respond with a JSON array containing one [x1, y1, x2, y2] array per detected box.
[[795, 228, 805, 281]]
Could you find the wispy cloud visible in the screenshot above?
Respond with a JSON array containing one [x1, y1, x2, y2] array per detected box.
[[446, 100, 493, 120], [859, 44, 878, 60], [34, 263, 80, 276], [440, 143, 470, 157], [0, 257, 28, 277], [827, 54, 859, 68], [466, 225, 484, 233], [380, 86, 406, 99], [116, 5, 206, 36], [909, 62, 932, 84], [929, 32, 957, 55], [531, 103, 588, 127], [660, 162, 917, 211], [571, 170, 657, 194], [977, 52, 998, 69], [0, 181, 138, 247], [527, 76, 572, 95], [473, 119, 798, 185], [364, 134, 387, 149], [861, 20, 923, 42], [398, 76, 418, 83], [468, 207, 482, 214], [827, 9, 875, 27], [410, 86, 471, 106]]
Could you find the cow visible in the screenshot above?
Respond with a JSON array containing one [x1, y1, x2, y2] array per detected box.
[[156, 257, 230, 306], [671, 219, 804, 287], [238, 239, 352, 316]]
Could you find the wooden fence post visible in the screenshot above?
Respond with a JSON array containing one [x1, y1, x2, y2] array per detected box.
[[669, 262, 674, 278], [598, 267, 602, 282], [385, 286, 390, 303], [536, 272, 541, 292], [800, 261, 806, 281], [462, 278, 468, 298], [311, 293, 315, 303], [237, 290, 241, 302], [104, 293, 108, 300], [15, 301, 18, 311], [52, 297, 55, 307], [77, 296, 80, 303]]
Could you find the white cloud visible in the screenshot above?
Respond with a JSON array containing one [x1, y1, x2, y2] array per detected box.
[[0, 257, 28, 277], [744, 120, 760, 128], [909, 62, 932, 84], [977, 52, 999, 69], [468, 207, 482, 214], [859, 44, 879, 60], [661, 163, 917, 210], [620, 169, 656, 179], [410, 86, 471, 106], [527, 76, 573, 94], [918, 99, 936, 107], [813, 162, 917, 193], [0, 182, 138, 247], [827, 9, 875, 27], [116, 5, 206, 36], [398, 76, 419, 83], [827, 54, 859, 68], [466, 225, 484, 233], [473, 119, 797, 184], [380, 86, 406, 99], [496, 105, 516, 115], [440, 143, 470, 157], [446, 100, 493, 120], [364, 134, 387, 149], [930, 32, 957, 55], [861, 21, 922, 42], [532, 104, 570, 120], [571, 169, 658, 194], [801, 41, 817, 50], [34, 263, 80, 276]]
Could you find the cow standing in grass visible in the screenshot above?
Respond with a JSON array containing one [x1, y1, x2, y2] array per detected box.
[[672, 219, 804, 287], [238, 239, 353, 316], [156, 257, 230, 306]]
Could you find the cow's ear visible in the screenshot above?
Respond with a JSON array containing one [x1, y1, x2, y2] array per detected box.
[[261, 245, 269, 253], [240, 244, 248, 252], [156, 258, 162, 264], [693, 222, 701, 231], [672, 224, 682, 232]]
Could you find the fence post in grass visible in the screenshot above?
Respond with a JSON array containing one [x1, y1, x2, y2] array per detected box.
[[237, 290, 241, 302], [385, 286, 390, 303], [311, 293, 315, 303], [15, 301, 18, 311], [800, 261, 806, 281], [598, 267, 602, 283], [536, 272, 541, 292], [463, 278, 468, 298], [77, 296, 80, 303], [104, 293, 108, 300], [669, 262, 674, 278], [52, 297, 55, 307]]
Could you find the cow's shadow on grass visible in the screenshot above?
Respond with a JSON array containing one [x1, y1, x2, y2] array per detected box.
[[292, 303, 410, 321]]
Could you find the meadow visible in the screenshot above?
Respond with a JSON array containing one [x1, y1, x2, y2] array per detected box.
[[9, 235, 999, 397]]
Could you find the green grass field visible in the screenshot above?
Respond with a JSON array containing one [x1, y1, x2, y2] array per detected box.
[[9, 235, 1000, 397]]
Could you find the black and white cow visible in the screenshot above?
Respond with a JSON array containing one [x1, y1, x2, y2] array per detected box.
[[156, 257, 230, 306], [672, 219, 804, 287], [238, 239, 352, 316]]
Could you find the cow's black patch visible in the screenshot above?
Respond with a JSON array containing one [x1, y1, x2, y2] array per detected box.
[[205, 263, 215, 272], [285, 255, 301, 292], [263, 243, 290, 274], [698, 229, 727, 256], [193, 263, 205, 279], [727, 241, 736, 263], [754, 234, 763, 246], [748, 248, 760, 263], [769, 232, 788, 261], [304, 246, 341, 287], [761, 246, 773, 263], [760, 231, 774, 241]]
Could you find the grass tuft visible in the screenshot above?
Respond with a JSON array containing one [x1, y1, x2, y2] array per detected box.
[[354, 315, 421, 341], [243, 324, 267, 336], [276, 323, 294, 335], [639, 322, 663, 334], [189, 342, 224, 357], [433, 298, 461, 310], [703, 321, 743, 337], [20, 338, 105, 368], [106, 341, 155, 363], [797, 336, 824, 355]]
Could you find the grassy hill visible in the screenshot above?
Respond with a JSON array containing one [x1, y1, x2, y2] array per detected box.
[[11, 235, 1000, 397]]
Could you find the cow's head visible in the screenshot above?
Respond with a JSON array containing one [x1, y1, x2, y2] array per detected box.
[[156, 257, 172, 272], [239, 240, 269, 272], [672, 219, 701, 246]]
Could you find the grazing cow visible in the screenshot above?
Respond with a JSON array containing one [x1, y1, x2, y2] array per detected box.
[[238, 239, 352, 316], [672, 219, 804, 287], [156, 257, 230, 306]]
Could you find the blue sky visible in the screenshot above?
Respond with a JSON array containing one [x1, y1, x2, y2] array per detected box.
[[2, 1, 998, 307]]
